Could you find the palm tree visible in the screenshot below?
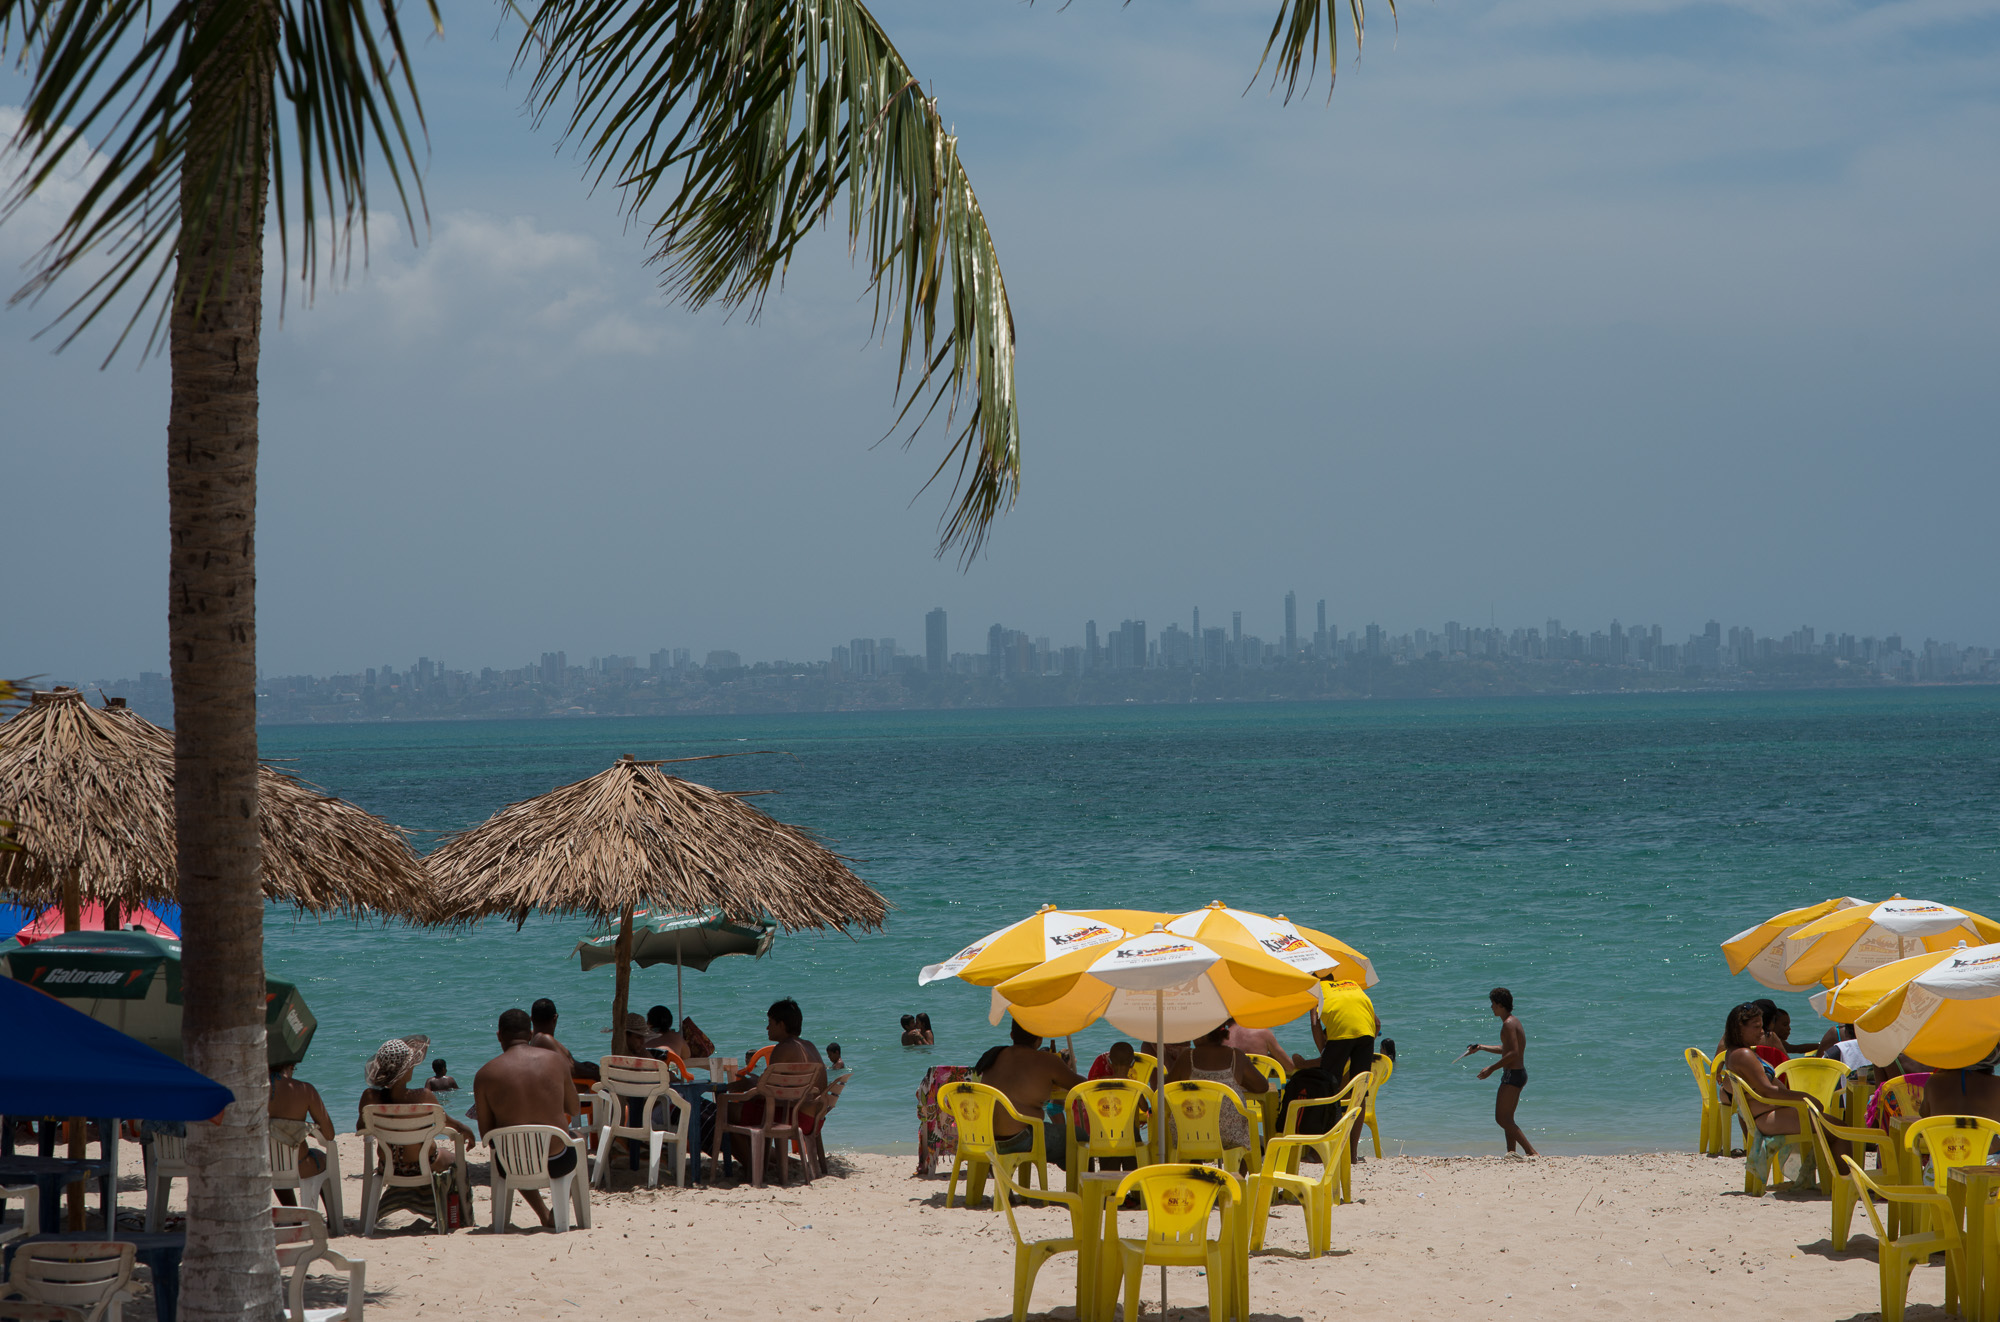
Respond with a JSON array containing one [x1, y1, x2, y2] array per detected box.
[[1, 0, 1372, 1312]]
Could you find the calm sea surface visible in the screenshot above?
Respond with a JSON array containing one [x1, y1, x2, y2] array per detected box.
[[259, 687, 2000, 1155]]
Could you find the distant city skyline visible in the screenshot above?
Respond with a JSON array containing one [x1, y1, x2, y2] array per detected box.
[[48, 596, 1998, 704]]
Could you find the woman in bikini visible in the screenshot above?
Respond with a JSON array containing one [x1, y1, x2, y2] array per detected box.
[[1167, 1023, 1269, 1156], [357, 1036, 474, 1178], [1720, 1003, 1816, 1136]]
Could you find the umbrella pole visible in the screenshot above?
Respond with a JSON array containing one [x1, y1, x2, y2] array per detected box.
[[61, 868, 80, 934], [1156, 989, 1167, 1316], [677, 931, 684, 1022], [611, 902, 636, 1056]]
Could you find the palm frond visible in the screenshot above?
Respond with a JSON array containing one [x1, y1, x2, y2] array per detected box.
[[1252, 0, 1389, 104], [0, 0, 440, 358], [517, 0, 1020, 562]]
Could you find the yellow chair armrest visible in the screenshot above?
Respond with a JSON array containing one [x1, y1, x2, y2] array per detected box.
[[992, 1093, 1043, 1130], [1009, 1185, 1082, 1212]]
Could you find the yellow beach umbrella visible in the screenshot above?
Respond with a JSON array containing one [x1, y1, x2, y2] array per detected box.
[[1164, 901, 1378, 987], [1721, 897, 1870, 990], [1811, 942, 2000, 1069], [1783, 896, 2000, 989], [916, 905, 1166, 987]]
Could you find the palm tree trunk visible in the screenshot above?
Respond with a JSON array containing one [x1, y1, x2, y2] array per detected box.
[[170, 0, 282, 1317]]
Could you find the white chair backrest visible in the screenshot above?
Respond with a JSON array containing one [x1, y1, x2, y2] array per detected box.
[[150, 1132, 186, 1168], [360, 1103, 446, 1179], [270, 1133, 303, 1179], [271, 1207, 328, 1267], [595, 1057, 670, 1100], [754, 1061, 822, 1116], [10, 1244, 136, 1311], [487, 1126, 572, 1183]]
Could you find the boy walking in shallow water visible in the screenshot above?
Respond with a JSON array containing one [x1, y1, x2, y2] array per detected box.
[[1469, 987, 1538, 1156]]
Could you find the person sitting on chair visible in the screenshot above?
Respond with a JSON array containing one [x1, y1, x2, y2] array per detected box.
[[532, 998, 599, 1081], [1720, 1003, 1815, 1138], [1168, 1023, 1268, 1154], [721, 999, 826, 1170], [474, 1008, 582, 1228], [358, 1036, 473, 1180], [270, 1062, 335, 1206], [643, 1005, 691, 1060], [977, 1019, 1083, 1170]]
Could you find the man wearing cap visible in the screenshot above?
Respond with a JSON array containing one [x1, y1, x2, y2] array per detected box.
[[1312, 975, 1379, 1162]]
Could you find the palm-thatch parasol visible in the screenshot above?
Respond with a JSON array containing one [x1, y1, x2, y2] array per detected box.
[[0, 687, 434, 925], [425, 753, 887, 1053]]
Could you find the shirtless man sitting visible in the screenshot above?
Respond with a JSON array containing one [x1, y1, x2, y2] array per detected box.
[[979, 1020, 1084, 1169], [474, 1008, 582, 1228], [642, 1005, 691, 1060], [1920, 1045, 2000, 1127], [720, 998, 825, 1173]]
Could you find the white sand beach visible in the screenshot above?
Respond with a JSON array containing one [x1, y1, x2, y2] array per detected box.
[[116, 1139, 1925, 1320]]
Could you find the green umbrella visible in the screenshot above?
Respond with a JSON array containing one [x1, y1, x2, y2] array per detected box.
[[2, 930, 316, 1066], [575, 906, 777, 1018]]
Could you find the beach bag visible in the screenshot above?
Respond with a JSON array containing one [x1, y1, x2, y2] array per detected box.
[[681, 1018, 716, 1060], [1279, 1064, 1340, 1140]]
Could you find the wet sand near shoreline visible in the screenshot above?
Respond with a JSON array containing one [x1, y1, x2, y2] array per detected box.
[[114, 1140, 1929, 1320]]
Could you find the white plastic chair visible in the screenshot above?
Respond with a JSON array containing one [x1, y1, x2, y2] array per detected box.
[[590, 1056, 691, 1189], [272, 1208, 365, 1322], [358, 1104, 468, 1236], [485, 1127, 591, 1233], [141, 1132, 188, 1232], [0, 1242, 137, 1322], [271, 1125, 344, 1230], [0, 1186, 39, 1248]]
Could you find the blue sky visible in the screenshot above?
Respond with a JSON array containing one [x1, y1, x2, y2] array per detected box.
[[4, 0, 1998, 679]]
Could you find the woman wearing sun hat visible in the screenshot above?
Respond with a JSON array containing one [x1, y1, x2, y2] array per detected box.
[[357, 1035, 475, 1179]]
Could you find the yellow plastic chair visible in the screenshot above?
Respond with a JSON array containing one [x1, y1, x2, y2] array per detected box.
[[1112, 1164, 1245, 1322], [1066, 1078, 1150, 1185], [1244, 1055, 1288, 1147], [937, 1081, 1050, 1209], [1246, 1100, 1361, 1256], [1723, 1071, 1817, 1194], [1905, 1114, 2000, 1237], [1684, 1048, 1725, 1156], [1162, 1080, 1260, 1177], [1845, 1156, 1964, 1322], [1777, 1058, 1847, 1111], [1126, 1054, 1160, 1084], [1365, 1053, 1394, 1158], [997, 1181, 1088, 1322], [1807, 1105, 1894, 1252]]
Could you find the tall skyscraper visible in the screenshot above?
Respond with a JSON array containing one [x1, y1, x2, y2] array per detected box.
[[988, 623, 1006, 675], [1085, 620, 1100, 672], [1314, 599, 1329, 657], [1284, 593, 1297, 657], [925, 608, 947, 673]]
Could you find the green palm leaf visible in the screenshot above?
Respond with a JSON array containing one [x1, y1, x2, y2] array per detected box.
[[515, 0, 1021, 560], [0, 0, 438, 358]]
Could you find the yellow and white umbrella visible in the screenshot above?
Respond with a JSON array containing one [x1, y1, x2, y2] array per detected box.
[[1784, 896, 2000, 989], [917, 905, 1165, 987], [1812, 942, 2000, 1069], [1165, 901, 1377, 987], [1721, 897, 1870, 990]]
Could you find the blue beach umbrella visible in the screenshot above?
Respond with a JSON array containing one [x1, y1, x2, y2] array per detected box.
[[0, 975, 233, 1120]]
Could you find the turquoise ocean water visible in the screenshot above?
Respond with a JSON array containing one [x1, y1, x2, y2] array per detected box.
[[258, 687, 2000, 1156]]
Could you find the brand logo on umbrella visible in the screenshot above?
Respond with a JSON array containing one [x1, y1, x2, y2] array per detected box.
[[1115, 942, 1196, 959], [1887, 904, 1950, 915], [950, 941, 988, 962], [1949, 952, 2000, 969], [32, 967, 128, 987], [1260, 933, 1311, 955], [1050, 925, 1112, 947]]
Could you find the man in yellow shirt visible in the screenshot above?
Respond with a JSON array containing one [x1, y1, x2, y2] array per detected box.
[[1311, 975, 1380, 1161]]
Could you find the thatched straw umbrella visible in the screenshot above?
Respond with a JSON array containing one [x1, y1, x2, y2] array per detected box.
[[0, 687, 433, 924], [426, 753, 887, 1053]]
